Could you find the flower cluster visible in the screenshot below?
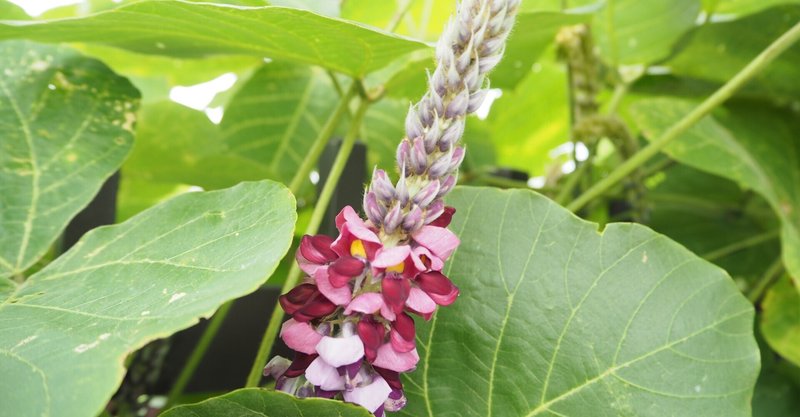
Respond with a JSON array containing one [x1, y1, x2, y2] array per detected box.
[[265, 0, 518, 414], [265, 206, 459, 415]]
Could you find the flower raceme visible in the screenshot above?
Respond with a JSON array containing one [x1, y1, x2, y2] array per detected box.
[[265, 0, 518, 413], [266, 206, 459, 415]]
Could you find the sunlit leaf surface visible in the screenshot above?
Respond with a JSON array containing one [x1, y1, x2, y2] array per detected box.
[[0, 41, 139, 279], [0, 1, 427, 76], [0, 181, 296, 417], [400, 186, 759, 417]]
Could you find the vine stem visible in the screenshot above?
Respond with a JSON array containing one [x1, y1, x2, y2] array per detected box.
[[245, 96, 371, 388], [747, 256, 784, 303], [164, 81, 359, 408], [702, 229, 779, 261], [289, 82, 360, 193], [567, 20, 800, 212]]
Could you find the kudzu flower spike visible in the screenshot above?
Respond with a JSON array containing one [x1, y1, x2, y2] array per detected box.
[[266, 0, 518, 415]]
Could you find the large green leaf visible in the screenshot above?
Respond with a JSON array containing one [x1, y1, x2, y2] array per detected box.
[[0, 1, 427, 76], [668, 6, 800, 101], [162, 389, 372, 417], [0, 181, 296, 417], [629, 99, 800, 286], [400, 186, 759, 416], [761, 276, 800, 367], [593, 0, 701, 66], [0, 41, 139, 279], [220, 62, 338, 186]]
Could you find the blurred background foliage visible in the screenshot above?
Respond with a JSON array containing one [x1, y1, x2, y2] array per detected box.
[[2, 0, 799, 414]]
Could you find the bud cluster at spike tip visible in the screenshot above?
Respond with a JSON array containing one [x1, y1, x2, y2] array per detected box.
[[364, 0, 520, 240], [264, 0, 519, 415]]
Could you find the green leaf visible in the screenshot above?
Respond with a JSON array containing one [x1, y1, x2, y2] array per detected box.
[[162, 389, 372, 417], [762, 276, 800, 367], [492, 11, 590, 88], [705, 0, 800, 17], [0, 0, 29, 20], [220, 62, 338, 187], [629, 98, 800, 286], [123, 101, 270, 190], [647, 164, 780, 282], [0, 180, 296, 417], [401, 186, 759, 416], [593, 0, 701, 65], [668, 6, 800, 101], [0, 1, 427, 76], [361, 98, 407, 171], [341, 0, 454, 42], [0, 41, 139, 279], [487, 60, 570, 177]]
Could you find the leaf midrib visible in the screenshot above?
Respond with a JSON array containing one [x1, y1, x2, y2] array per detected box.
[[0, 77, 39, 275]]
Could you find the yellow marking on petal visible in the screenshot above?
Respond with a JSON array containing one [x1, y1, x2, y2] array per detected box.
[[350, 239, 366, 258], [386, 262, 405, 273]]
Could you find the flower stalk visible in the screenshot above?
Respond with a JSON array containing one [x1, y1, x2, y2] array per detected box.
[[262, 0, 519, 415]]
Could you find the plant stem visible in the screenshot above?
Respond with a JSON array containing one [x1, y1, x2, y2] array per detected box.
[[702, 230, 780, 261], [605, 81, 628, 116], [386, 0, 416, 32], [567, 20, 800, 213], [162, 82, 361, 406], [747, 256, 784, 303], [288, 82, 360, 194], [245, 97, 371, 388], [165, 301, 233, 408], [556, 155, 594, 205]]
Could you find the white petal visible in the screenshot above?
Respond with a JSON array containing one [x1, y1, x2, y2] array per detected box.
[[316, 334, 365, 367], [305, 357, 345, 391]]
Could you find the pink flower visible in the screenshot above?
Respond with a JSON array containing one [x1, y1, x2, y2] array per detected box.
[[296, 234, 338, 275], [280, 319, 324, 355], [279, 283, 337, 322], [331, 206, 382, 259], [373, 343, 419, 372], [415, 271, 459, 306]]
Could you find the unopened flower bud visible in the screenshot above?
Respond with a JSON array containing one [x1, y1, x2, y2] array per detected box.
[[402, 205, 424, 232], [437, 175, 457, 198], [467, 89, 488, 114], [405, 105, 424, 140], [479, 53, 503, 73], [371, 168, 396, 202], [413, 180, 441, 207], [409, 137, 428, 175], [449, 147, 465, 172], [422, 116, 440, 153], [429, 152, 453, 178], [396, 139, 410, 170], [445, 88, 469, 119], [424, 200, 445, 224], [364, 192, 387, 226], [440, 118, 465, 149], [384, 203, 403, 234], [395, 170, 410, 205]]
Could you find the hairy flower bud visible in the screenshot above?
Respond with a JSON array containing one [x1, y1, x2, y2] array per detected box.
[[402, 205, 424, 232], [383, 203, 403, 234], [412, 180, 441, 208], [437, 175, 457, 198], [409, 137, 428, 175], [371, 168, 396, 203], [364, 192, 387, 226]]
